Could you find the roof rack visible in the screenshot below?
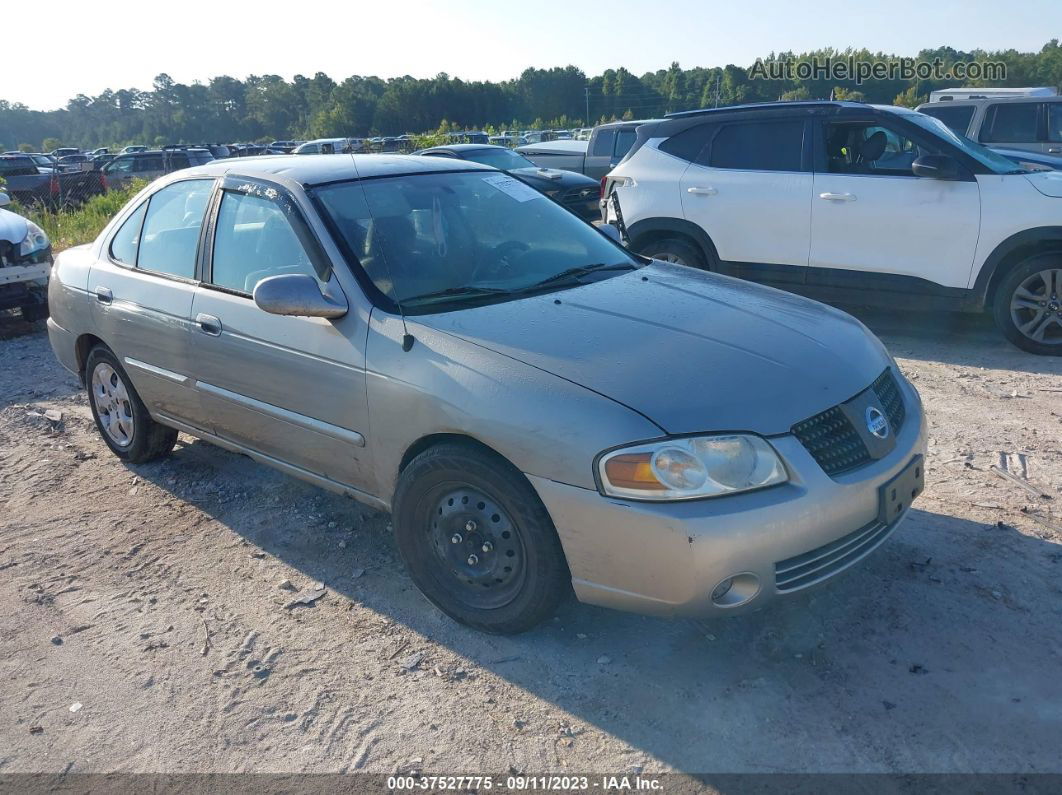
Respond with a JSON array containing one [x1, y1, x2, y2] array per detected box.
[[665, 100, 862, 119]]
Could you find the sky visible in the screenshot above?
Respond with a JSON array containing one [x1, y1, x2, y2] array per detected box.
[[3, 0, 1059, 111]]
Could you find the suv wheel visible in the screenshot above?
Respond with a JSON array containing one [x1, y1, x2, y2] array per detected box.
[[391, 443, 570, 634], [638, 237, 707, 269], [85, 346, 178, 462], [993, 256, 1062, 356]]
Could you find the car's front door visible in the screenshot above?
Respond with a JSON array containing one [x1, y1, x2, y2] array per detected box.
[[188, 178, 373, 491], [679, 117, 813, 281], [809, 118, 981, 290], [88, 178, 215, 427]]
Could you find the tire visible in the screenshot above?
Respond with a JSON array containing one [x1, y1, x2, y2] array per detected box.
[[392, 443, 571, 634], [20, 302, 48, 323], [992, 254, 1062, 356], [637, 236, 708, 269], [85, 346, 178, 463]]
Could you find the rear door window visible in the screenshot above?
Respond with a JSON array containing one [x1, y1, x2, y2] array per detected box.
[[981, 103, 1040, 143], [707, 120, 805, 171], [590, 129, 616, 157], [614, 129, 637, 159], [136, 180, 214, 279], [136, 154, 165, 173]]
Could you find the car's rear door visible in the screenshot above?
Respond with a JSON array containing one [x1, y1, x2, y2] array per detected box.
[[679, 117, 813, 281], [188, 177, 373, 490], [88, 178, 215, 428]]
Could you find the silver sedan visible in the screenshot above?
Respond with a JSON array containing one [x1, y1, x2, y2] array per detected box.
[[46, 154, 926, 633]]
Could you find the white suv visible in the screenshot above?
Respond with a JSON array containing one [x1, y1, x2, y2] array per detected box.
[[604, 101, 1062, 355]]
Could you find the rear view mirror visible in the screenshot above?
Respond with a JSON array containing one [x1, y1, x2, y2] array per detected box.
[[253, 273, 348, 319], [0, 192, 10, 207], [912, 154, 961, 180], [598, 223, 622, 243]]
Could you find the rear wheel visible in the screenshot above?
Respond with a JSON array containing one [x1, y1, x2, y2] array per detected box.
[[392, 444, 570, 634], [993, 255, 1062, 356], [637, 236, 708, 269], [85, 346, 178, 462]]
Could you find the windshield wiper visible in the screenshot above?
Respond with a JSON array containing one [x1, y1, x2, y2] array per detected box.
[[401, 285, 514, 304], [524, 262, 637, 289]]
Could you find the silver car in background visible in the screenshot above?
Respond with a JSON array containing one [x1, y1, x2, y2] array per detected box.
[[46, 154, 926, 633]]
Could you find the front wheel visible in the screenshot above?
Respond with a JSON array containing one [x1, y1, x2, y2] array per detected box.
[[993, 256, 1062, 355], [391, 444, 570, 634], [637, 236, 708, 269], [85, 346, 178, 463]]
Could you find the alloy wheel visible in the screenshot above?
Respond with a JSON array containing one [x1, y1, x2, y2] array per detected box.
[[1010, 268, 1062, 346]]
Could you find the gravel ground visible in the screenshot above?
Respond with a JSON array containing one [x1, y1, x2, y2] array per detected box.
[[0, 307, 1060, 776]]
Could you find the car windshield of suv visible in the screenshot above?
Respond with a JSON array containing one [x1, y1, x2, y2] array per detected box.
[[905, 111, 1029, 173], [458, 148, 538, 171], [316, 171, 639, 311]]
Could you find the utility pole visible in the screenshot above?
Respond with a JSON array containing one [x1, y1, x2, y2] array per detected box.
[[585, 86, 590, 126]]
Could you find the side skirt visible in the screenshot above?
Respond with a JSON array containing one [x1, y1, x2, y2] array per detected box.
[[155, 412, 390, 513]]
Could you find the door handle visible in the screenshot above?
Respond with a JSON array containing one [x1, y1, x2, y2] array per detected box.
[[819, 192, 857, 202], [195, 313, 222, 336], [1048, 147, 1061, 154], [686, 186, 718, 196], [94, 286, 113, 304]]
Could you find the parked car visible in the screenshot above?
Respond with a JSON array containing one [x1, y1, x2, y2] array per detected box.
[[46, 154, 925, 633], [414, 144, 602, 221], [56, 153, 94, 171], [100, 148, 214, 190], [518, 119, 658, 180], [49, 147, 81, 159], [0, 191, 51, 321], [0, 154, 105, 208], [119, 145, 148, 154], [293, 138, 360, 155], [604, 100, 1062, 355], [992, 148, 1062, 171], [269, 140, 298, 153], [916, 95, 1062, 155]]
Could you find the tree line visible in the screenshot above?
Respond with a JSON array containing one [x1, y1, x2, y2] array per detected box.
[[3, 41, 1061, 151]]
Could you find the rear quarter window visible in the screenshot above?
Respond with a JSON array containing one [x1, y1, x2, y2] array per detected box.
[[659, 124, 716, 162]]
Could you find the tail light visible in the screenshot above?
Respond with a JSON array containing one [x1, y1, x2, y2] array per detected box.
[[98, 171, 107, 192], [599, 176, 607, 199], [49, 174, 60, 195]]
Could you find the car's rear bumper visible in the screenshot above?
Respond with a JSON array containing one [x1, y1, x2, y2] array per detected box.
[[47, 316, 80, 377], [529, 378, 927, 618]]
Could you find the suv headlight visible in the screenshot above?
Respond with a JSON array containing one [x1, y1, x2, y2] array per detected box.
[[20, 221, 50, 257], [598, 434, 788, 501]]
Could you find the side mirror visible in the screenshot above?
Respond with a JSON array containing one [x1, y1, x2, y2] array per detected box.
[[598, 223, 622, 243], [253, 273, 348, 319], [912, 154, 961, 180], [0, 192, 10, 207]]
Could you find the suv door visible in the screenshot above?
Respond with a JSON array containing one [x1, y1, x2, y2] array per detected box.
[[679, 118, 812, 278], [189, 178, 373, 490], [88, 178, 215, 428], [978, 102, 1044, 153], [810, 118, 980, 290]]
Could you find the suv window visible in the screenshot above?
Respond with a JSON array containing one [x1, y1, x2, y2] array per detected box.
[[105, 156, 134, 174], [614, 129, 637, 159], [136, 180, 213, 279], [167, 152, 190, 169], [136, 154, 165, 173], [824, 122, 939, 177], [590, 129, 616, 157], [109, 202, 148, 266], [918, 104, 975, 136], [659, 123, 715, 162], [0, 157, 38, 177], [211, 189, 327, 294], [707, 120, 804, 171], [1048, 104, 1062, 143], [981, 102, 1040, 143]]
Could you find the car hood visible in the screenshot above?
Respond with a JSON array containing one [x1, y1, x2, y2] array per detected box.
[[1024, 170, 1062, 197], [0, 207, 28, 245], [508, 166, 596, 189], [418, 263, 893, 436]]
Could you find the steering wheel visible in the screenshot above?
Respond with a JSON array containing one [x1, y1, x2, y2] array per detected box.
[[473, 240, 530, 280]]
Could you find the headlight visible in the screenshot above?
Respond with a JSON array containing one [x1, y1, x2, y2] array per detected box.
[[598, 434, 788, 501], [20, 221, 50, 257]]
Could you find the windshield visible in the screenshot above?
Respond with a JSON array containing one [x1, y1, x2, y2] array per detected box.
[[905, 112, 1029, 173], [316, 171, 638, 312], [459, 148, 537, 171]]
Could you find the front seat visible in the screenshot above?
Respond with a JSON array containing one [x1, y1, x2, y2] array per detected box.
[[856, 131, 888, 167]]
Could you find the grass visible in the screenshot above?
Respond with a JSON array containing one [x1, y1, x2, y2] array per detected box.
[[13, 180, 147, 253]]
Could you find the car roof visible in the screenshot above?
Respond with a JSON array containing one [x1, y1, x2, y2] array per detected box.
[[916, 95, 1062, 107], [666, 100, 865, 119], [421, 144, 505, 153], [175, 153, 495, 185]]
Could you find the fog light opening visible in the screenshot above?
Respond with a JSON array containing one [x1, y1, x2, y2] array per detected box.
[[710, 573, 760, 608]]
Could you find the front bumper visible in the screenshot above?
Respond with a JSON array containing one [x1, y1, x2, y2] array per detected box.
[[529, 376, 928, 618]]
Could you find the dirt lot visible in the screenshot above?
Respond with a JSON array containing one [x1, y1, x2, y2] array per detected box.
[[1, 307, 1060, 777]]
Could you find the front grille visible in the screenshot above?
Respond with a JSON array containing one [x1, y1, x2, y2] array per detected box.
[[791, 368, 906, 477], [774, 515, 900, 592]]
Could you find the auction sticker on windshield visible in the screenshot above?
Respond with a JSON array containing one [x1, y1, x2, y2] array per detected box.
[[482, 173, 544, 202]]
